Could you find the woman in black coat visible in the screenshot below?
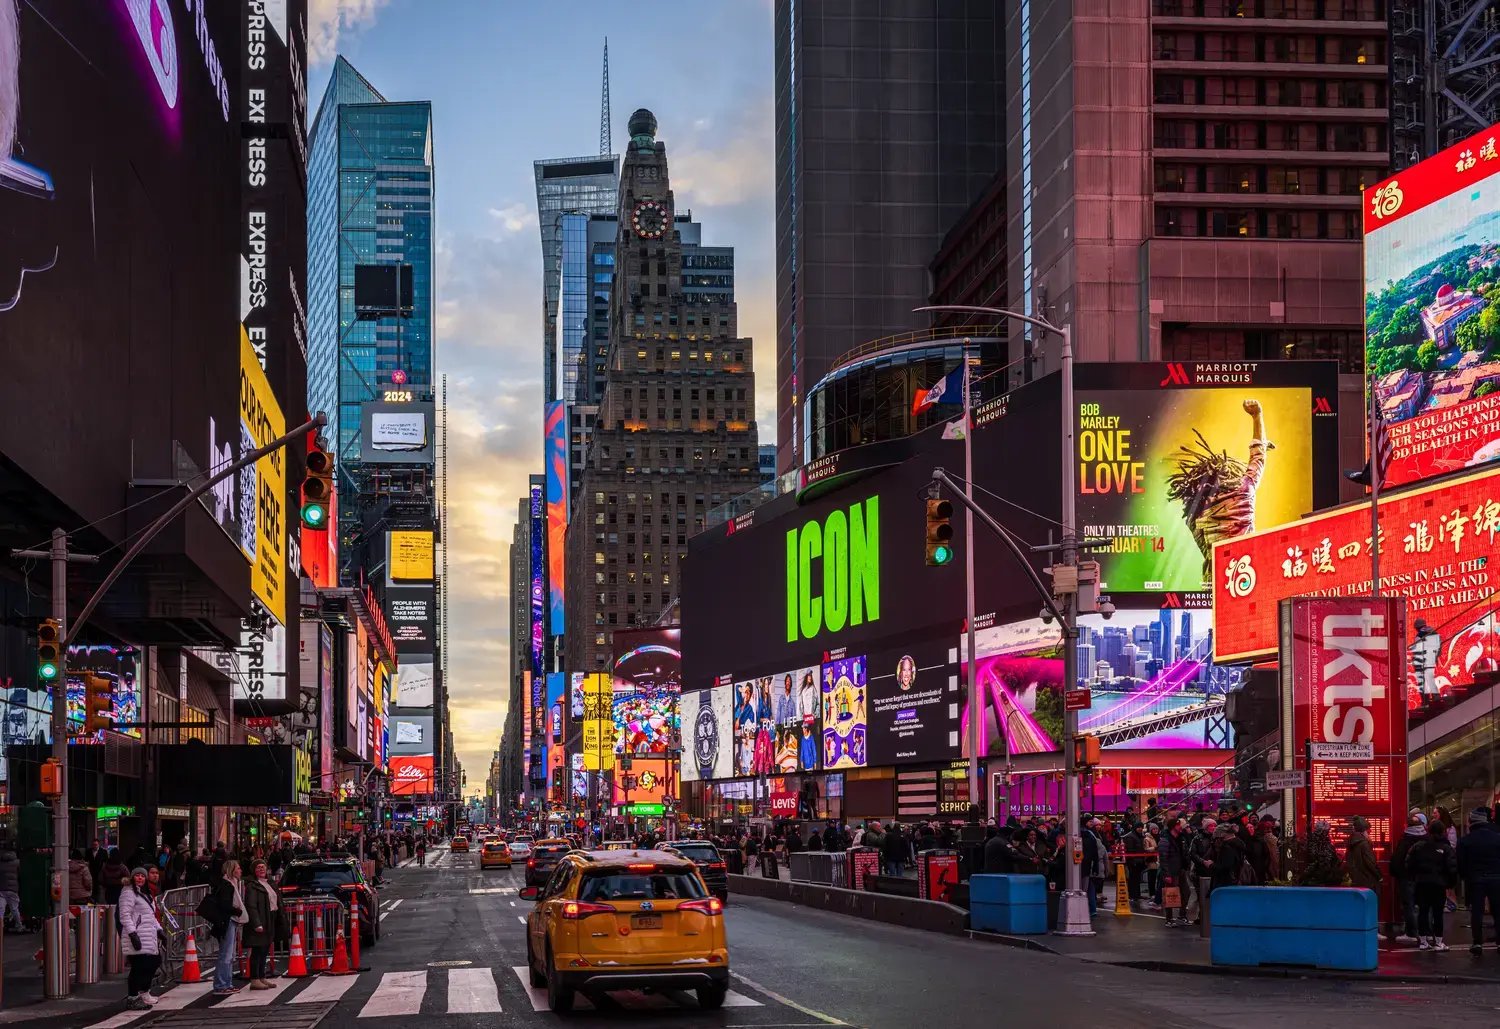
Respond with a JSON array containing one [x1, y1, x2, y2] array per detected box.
[[241, 860, 282, 990]]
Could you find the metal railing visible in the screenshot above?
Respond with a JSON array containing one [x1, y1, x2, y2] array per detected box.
[[788, 851, 849, 886], [155, 885, 216, 982]]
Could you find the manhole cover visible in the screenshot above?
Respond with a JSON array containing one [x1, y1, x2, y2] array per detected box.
[[145, 1002, 334, 1029], [428, 959, 473, 967]]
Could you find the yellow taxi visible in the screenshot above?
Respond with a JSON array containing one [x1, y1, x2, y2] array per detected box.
[[480, 838, 512, 869], [520, 849, 727, 1012], [450, 835, 470, 853]]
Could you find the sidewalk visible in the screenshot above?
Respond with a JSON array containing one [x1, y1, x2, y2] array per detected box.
[[971, 888, 1500, 984], [0, 928, 128, 1021]]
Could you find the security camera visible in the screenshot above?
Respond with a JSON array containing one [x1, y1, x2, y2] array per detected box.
[[1099, 600, 1116, 620], [1040, 607, 1055, 625]]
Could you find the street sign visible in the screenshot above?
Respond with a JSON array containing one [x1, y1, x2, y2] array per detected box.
[[1064, 688, 1092, 711], [1309, 742, 1375, 762], [1266, 769, 1306, 790]]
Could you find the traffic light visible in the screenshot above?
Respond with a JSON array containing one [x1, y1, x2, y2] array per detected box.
[[36, 618, 61, 682], [925, 498, 954, 566], [82, 672, 112, 732], [1074, 734, 1101, 768], [301, 440, 334, 530]]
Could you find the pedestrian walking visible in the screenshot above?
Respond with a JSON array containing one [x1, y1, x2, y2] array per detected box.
[[243, 861, 281, 990], [0, 846, 22, 933], [881, 824, 907, 877], [118, 868, 160, 1009], [1344, 816, 1382, 893], [1159, 818, 1192, 928], [1457, 806, 1500, 955], [1392, 812, 1427, 942], [1406, 819, 1457, 951]]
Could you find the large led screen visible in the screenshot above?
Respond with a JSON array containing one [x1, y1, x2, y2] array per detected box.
[[545, 401, 568, 636], [529, 483, 545, 675], [1074, 362, 1338, 596], [680, 685, 732, 782], [1366, 122, 1500, 488], [820, 656, 868, 769], [866, 641, 961, 767], [611, 628, 681, 757]]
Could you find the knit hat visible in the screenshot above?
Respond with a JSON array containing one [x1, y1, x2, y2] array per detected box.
[[1470, 807, 1492, 825], [130, 866, 149, 878]]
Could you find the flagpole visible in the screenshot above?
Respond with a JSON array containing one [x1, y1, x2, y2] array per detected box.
[[1370, 382, 1381, 597], [961, 340, 981, 821]]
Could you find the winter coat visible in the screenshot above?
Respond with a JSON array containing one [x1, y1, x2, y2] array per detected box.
[[1158, 831, 1188, 879], [242, 879, 279, 948], [1344, 832, 1382, 891], [1012, 841, 1046, 876], [68, 859, 93, 903], [1458, 821, 1500, 886], [0, 851, 19, 894], [1391, 824, 1425, 879], [101, 859, 130, 902], [982, 834, 1014, 874], [1405, 835, 1457, 888], [117, 886, 159, 957], [1210, 835, 1247, 888], [862, 829, 885, 852], [880, 830, 907, 863]]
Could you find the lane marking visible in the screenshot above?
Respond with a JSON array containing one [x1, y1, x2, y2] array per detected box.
[[446, 966, 502, 1014], [730, 970, 849, 1026], [468, 887, 513, 894], [288, 974, 360, 1004], [385, 898, 403, 912], [358, 969, 427, 1018], [509, 900, 516, 907], [509, 966, 594, 1012], [516, 915, 527, 924]]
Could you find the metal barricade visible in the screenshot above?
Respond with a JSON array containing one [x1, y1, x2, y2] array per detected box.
[[155, 884, 215, 982], [282, 898, 346, 973], [788, 851, 846, 885]]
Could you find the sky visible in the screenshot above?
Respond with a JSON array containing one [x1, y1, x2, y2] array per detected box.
[[307, 0, 776, 795]]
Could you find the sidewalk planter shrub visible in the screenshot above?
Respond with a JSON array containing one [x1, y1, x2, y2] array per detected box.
[[969, 874, 1048, 935], [1209, 886, 1377, 972]]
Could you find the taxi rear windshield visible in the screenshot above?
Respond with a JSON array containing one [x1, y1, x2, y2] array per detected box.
[[533, 844, 570, 858], [482, 842, 506, 851], [579, 870, 707, 903]]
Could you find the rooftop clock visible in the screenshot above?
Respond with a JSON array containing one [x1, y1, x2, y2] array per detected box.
[[632, 199, 668, 239]]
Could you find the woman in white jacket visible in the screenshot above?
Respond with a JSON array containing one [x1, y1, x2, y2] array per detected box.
[[117, 867, 160, 1009]]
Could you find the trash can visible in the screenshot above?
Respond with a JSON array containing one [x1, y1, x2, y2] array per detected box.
[[759, 850, 779, 879]]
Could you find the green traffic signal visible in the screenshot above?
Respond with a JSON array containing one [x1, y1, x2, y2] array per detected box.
[[38, 661, 58, 681], [932, 544, 953, 565], [301, 501, 327, 529]]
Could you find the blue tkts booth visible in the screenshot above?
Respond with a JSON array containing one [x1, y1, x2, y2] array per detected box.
[[969, 874, 1048, 934], [1210, 887, 1377, 971]]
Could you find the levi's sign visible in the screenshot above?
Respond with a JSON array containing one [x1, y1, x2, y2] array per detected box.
[[785, 496, 880, 642]]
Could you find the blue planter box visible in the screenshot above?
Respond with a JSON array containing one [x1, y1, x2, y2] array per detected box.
[[1209, 886, 1377, 972], [969, 874, 1048, 935]]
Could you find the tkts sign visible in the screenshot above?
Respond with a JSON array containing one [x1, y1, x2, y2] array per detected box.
[[1212, 465, 1500, 707], [1279, 597, 1408, 916]]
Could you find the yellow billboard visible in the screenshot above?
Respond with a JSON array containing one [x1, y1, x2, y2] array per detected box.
[[581, 673, 612, 770], [389, 530, 435, 581], [239, 327, 287, 617]]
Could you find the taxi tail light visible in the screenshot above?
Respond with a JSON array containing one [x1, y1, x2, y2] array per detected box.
[[527, 858, 536, 869], [626, 863, 657, 872], [560, 900, 615, 920], [680, 897, 723, 916]]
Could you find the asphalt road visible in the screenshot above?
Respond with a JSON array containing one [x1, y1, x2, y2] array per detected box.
[[44, 843, 1500, 1029]]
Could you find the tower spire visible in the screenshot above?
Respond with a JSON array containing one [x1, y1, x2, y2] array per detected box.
[[600, 38, 612, 156]]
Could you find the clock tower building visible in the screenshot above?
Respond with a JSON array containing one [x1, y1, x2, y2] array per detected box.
[[565, 110, 763, 671]]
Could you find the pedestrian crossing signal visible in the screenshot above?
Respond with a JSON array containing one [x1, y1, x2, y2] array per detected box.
[[36, 618, 61, 681], [925, 499, 954, 565]]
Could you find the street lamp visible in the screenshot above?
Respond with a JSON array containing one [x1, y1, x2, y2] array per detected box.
[[914, 304, 1093, 937]]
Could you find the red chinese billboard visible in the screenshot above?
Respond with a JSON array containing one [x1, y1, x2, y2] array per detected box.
[[1279, 597, 1408, 913], [390, 755, 434, 796], [1365, 121, 1500, 489], [1212, 465, 1500, 707]]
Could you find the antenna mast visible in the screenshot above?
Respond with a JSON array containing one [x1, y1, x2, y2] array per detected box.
[[599, 38, 612, 155]]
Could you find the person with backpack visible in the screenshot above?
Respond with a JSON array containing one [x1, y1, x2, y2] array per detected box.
[[198, 859, 247, 995], [1210, 822, 1250, 889], [1407, 818, 1457, 951], [118, 868, 161, 1010]]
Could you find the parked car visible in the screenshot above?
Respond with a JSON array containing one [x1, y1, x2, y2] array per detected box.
[[664, 841, 729, 901], [279, 858, 381, 945]]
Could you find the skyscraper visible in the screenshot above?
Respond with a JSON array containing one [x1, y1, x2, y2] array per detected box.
[[564, 110, 763, 670], [773, 1, 1006, 473]]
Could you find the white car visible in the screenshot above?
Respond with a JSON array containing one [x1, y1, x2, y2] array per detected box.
[[510, 836, 534, 859]]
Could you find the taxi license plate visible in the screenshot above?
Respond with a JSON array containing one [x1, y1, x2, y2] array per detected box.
[[631, 914, 662, 930]]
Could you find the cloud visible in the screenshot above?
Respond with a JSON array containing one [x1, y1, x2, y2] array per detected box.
[[487, 204, 538, 235], [308, 0, 389, 66]]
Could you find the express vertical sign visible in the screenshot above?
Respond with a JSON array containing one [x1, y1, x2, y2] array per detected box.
[[1279, 597, 1408, 884]]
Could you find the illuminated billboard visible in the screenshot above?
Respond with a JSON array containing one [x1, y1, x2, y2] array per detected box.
[[545, 401, 568, 636], [359, 400, 437, 464], [529, 482, 545, 675], [819, 656, 868, 769], [612, 628, 681, 757], [66, 645, 141, 742], [611, 757, 673, 807], [1212, 463, 1500, 707], [579, 673, 612, 771], [1074, 362, 1338, 596], [1366, 122, 1500, 488], [390, 755, 434, 795], [680, 685, 732, 782], [240, 327, 288, 617]]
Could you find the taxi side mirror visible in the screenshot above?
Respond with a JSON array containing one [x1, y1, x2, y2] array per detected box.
[[519, 886, 540, 901]]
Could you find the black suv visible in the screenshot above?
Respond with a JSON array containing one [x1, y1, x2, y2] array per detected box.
[[524, 840, 574, 888], [664, 841, 729, 901], [279, 858, 381, 945]]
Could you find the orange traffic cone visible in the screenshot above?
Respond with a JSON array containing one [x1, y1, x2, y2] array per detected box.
[[285, 924, 309, 978], [311, 915, 329, 972], [328, 925, 353, 975], [181, 933, 202, 983]]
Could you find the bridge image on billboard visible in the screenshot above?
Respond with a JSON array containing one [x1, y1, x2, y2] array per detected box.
[[960, 611, 1238, 756]]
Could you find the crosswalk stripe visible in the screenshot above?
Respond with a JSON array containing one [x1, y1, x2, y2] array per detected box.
[[384, 898, 403, 912], [445, 967, 501, 1014], [358, 970, 427, 1018], [287, 974, 359, 1004], [215, 983, 283, 1006], [724, 990, 762, 1007], [510, 966, 594, 1012], [84, 982, 213, 1028]]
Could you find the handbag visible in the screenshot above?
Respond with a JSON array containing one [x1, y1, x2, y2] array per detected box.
[[1162, 884, 1182, 908]]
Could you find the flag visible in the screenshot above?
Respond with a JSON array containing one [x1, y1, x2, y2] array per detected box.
[[912, 365, 965, 418], [941, 417, 967, 441]]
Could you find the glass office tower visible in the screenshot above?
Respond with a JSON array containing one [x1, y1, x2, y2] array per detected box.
[[307, 57, 436, 484]]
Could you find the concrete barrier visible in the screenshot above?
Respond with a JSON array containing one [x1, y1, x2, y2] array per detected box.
[[969, 874, 1047, 934], [728, 873, 969, 936], [1209, 887, 1378, 972]]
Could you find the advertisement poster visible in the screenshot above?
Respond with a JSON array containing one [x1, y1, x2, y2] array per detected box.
[[546, 673, 566, 744], [529, 483, 545, 676], [1075, 363, 1333, 595], [611, 628, 681, 756], [390, 755, 435, 796], [1, 686, 51, 779], [570, 752, 588, 800], [239, 327, 288, 616], [611, 757, 672, 807], [570, 671, 585, 720], [545, 401, 568, 636], [387, 586, 435, 650], [768, 666, 820, 773], [1366, 122, 1500, 488], [388, 530, 435, 582], [395, 655, 434, 708], [580, 673, 612, 771], [65, 645, 141, 742], [961, 614, 1238, 757], [680, 687, 733, 782], [731, 677, 773, 777], [1212, 463, 1500, 707], [1280, 597, 1409, 880], [867, 644, 961, 766], [820, 656, 868, 769]]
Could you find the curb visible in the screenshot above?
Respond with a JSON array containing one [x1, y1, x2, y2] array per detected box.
[[965, 930, 1498, 985]]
